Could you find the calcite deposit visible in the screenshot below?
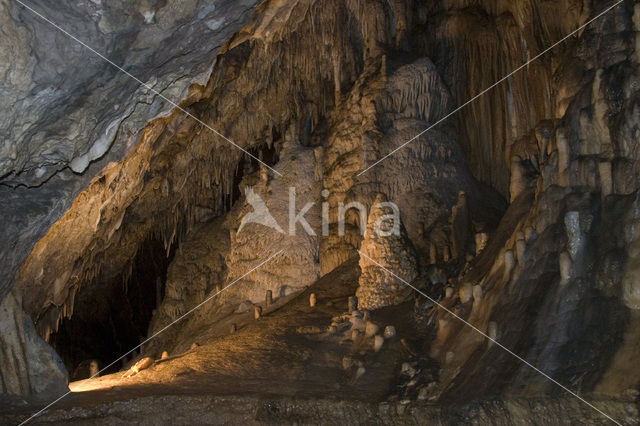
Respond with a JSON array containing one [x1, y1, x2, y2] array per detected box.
[[356, 194, 418, 310], [1, 0, 640, 424]]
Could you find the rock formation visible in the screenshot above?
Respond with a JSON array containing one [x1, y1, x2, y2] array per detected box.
[[1, 0, 639, 424], [0, 290, 67, 397], [356, 194, 418, 310]]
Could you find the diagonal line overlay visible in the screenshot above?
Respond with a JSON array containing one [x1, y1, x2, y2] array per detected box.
[[358, 0, 624, 176], [18, 250, 283, 425], [12, 0, 282, 177], [358, 250, 621, 425]]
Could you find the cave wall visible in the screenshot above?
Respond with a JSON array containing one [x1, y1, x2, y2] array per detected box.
[[2, 0, 640, 403], [0, 0, 261, 397]]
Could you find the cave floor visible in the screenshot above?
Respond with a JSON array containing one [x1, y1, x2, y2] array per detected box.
[[2, 258, 637, 424], [67, 258, 414, 401], [2, 259, 427, 424]]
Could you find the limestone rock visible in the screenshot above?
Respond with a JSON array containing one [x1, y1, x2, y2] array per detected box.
[[122, 357, 154, 378], [0, 292, 68, 398], [356, 194, 418, 310]]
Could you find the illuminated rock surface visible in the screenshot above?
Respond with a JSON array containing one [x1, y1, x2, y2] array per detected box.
[[1, 0, 640, 424]]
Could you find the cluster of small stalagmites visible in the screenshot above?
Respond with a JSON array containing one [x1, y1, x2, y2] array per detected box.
[[530, 65, 639, 202], [388, 359, 440, 404], [426, 221, 543, 360], [425, 190, 491, 272], [324, 296, 398, 380]]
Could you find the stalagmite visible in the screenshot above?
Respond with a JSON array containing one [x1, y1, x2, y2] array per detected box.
[[365, 321, 379, 337], [516, 232, 526, 263], [488, 322, 498, 344], [429, 243, 437, 264], [445, 287, 454, 298], [161, 351, 169, 360], [524, 226, 537, 242], [356, 194, 418, 309], [475, 233, 489, 255], [89, 360, 99, 378], [459, 283, 473, 303], [254, 306, 262, 320], [309, 292, 317, 307], [265, 290, 273, 306], [259, 164, 269, 183], [122, 357, 154, 378], [342, 356, 354, 370], [438, 318, 450, 335], [350, 311, 366, 331], [442, 246, 451, 263], [355, 366, 366, 380], [559, 251, 572, 285], [472, 285, 483, 302], [504, 250, 515, 280], [374, 335, 384, 352]]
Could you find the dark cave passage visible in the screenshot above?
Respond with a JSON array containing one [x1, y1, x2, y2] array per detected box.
[[50, 141, 280, 380], [49, 238, 176, 380]]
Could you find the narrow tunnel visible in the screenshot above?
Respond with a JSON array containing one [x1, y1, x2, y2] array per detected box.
[[49, 238, 176, 379]]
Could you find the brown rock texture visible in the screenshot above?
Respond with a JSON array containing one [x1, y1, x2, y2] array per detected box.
[[357, 194, 418, 310], [0, 2, 639, 422]]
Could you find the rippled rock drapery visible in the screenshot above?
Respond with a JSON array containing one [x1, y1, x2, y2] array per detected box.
[[2, 0, 640, 414]]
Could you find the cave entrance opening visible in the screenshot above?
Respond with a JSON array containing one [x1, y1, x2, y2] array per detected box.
[[49, 238, 176, 380]]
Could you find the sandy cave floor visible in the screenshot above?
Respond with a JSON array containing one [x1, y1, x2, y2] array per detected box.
[[2, 259, 428, 423], [1, 258, 637, 425]]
